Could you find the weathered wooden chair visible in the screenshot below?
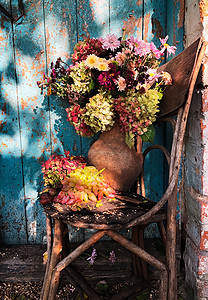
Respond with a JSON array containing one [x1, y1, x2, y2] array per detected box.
[[40, 37, 207, 300]]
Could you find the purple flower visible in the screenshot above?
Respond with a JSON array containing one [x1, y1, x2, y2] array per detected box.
[[109, 250, 116, 263], [98, 63, 120, 90], [87, 248, 97, 265]]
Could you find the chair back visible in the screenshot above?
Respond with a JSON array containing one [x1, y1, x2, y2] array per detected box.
[[158, 37, 203, 118]]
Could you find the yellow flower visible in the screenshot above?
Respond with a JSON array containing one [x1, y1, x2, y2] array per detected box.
[[85, 54, 99, 68], [96, 60, 109, 71]]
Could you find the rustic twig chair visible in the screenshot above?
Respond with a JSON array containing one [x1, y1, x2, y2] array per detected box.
[[40, 37, 207, 300]]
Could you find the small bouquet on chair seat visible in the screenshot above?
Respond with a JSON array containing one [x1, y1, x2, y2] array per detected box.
[[39, 151, 116, 209]]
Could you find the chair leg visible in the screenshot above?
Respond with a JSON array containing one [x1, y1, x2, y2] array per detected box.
[[132, 226, 143, 277], [166, 186, 178, 300], [132, 225, 148, 280], [40, 215, 53, 299], [48, 230, 107, 299], [138, 227, 148, 281], [48, 269, 62, 300], [157, 220, 166, 245], [40, 219, 64, 300], [62, 222, 70, 258]]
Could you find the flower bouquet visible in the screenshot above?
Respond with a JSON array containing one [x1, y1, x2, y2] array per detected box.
[[39, 151, 116, 209], [37, 31, 175, 148]]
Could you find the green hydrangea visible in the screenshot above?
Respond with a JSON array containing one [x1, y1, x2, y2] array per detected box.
[[137, 89, 163, 128], [84, 93, 115, 133], [115, 88, 163, 147], [70, 62, 92, 94]]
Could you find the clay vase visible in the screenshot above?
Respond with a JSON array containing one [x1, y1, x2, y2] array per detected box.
[[87, 122, 143, 191]]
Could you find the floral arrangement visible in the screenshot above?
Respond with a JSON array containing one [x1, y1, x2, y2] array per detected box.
[[39, 151, 116, 208], [37, 30, 175, 147]]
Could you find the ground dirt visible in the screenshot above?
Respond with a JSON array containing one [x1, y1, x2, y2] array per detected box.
[[0, 240, 186, 300]]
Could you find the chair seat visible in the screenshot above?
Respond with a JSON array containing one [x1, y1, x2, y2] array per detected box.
[[43, 193, 166, 230]]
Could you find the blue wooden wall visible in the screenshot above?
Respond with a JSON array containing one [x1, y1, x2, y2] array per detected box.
[[0, 0, 184, 245]]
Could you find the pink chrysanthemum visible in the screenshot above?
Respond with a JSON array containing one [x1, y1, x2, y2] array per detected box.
[[100, 34, 120, 51], [125, 36, 139, 51], [146, 68, 161, 84], [135, 40, 151, 56]]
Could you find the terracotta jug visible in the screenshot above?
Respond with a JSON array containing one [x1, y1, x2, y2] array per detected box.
[[87, 122, 143, 191]]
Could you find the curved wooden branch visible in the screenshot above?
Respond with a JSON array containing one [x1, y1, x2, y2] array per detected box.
[[106, 230, 168, 300], [143, 144, 171, 166], [140, 144, 170, 198], [48, 230, 107, 299], [157, 117, 176, 131]]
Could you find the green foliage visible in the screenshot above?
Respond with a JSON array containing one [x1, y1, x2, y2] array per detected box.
[[141, 125, 156, 143]]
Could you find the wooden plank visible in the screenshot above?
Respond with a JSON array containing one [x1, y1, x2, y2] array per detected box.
[[0, 0, 27, 244], [143, 0, 166, 44], [43, 0, 85, 243], [13, 0, 51, 243], [109, 0, 143, 38], [142, 0, 167, 204], [167, 0, 185, 58], [43, 0, 81, 156], [166, 0, 185, 229], [158, 38, 201, 117], [77, 0, 109, 40], [0, 241, 132, 283], [74, 0, 110, 240]]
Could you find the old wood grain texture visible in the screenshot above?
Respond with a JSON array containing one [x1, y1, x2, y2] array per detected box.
[[0, 0, 27, 244], [109, 0, 143, 38], [43, 0, 84, 243], [166, 0, 185, 230], [142, 0, 167, 214], [143, 0, 166, 44], [0, 241, 132, 283], [167, 0, 185, 57], [43, 0, 82, 156], [13, 0, 51, 244]]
